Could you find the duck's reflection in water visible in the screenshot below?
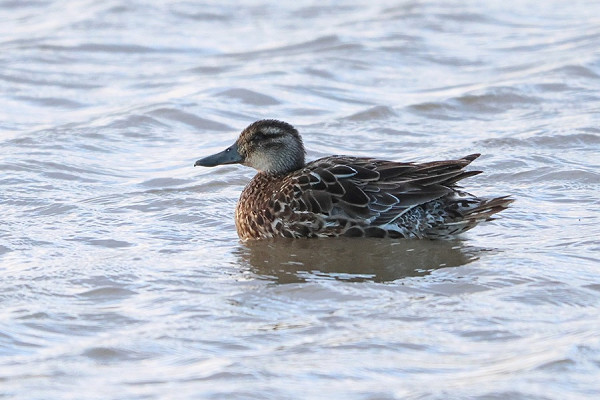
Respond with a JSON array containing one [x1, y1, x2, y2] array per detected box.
[[236, 238, 481, 283]]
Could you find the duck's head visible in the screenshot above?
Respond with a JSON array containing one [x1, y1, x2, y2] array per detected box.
[[194, 119, 306, 175]]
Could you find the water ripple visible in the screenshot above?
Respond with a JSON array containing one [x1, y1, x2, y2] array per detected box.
[[1, 1, 600, 399]]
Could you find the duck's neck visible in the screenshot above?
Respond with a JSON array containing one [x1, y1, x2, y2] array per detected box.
[[261, 159, 305, 175]]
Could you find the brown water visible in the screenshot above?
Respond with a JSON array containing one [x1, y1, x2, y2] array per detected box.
[[1, 1, 600, 399]]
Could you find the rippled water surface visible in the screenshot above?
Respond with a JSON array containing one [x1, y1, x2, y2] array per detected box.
[[2, 1, 600, 399]]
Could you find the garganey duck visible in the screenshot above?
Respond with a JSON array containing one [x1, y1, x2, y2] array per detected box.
[[195, 119, 512, 240]]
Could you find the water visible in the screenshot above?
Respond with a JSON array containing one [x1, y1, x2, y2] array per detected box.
[[1, 0, 600, 398]]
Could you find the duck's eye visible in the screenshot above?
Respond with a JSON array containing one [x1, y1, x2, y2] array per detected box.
[[251, 132, 266, 143], [265, 142, 282, 149]]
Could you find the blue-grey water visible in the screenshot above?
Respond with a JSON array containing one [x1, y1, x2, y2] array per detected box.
[[1, 1, 600, 399]]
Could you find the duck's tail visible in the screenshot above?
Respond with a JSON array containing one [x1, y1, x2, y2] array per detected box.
[[425, 195, 514, 238], [461, 195, 514, 222]]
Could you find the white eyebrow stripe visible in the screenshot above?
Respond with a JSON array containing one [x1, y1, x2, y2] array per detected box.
[[262, 126, 283, 135]]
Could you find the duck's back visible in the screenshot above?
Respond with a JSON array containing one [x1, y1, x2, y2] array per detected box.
[[234, 154, 512, 240]]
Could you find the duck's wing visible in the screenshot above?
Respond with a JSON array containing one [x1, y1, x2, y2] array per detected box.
[[287, 154, 482, 225]]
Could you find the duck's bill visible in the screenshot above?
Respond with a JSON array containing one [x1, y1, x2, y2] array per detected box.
[[194, 143, 243, 167]]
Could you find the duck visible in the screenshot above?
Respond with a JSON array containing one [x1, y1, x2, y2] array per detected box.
[[194, 119, 513, 241]]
